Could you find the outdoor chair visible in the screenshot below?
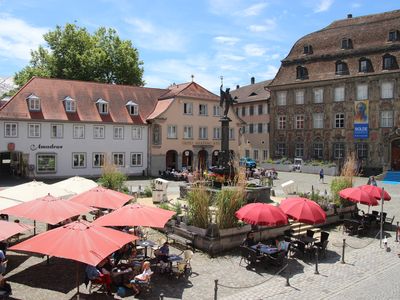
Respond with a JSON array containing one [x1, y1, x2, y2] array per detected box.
[[239, 246, 261, 266], [384, 215, 395, 230], [266, 250, 286, 267], [171, 261, 191, 279], [314, 231, 329, 248], [290, 241, 306, 258], [306, 229, 315, 238], [315, 240, 329, 258]]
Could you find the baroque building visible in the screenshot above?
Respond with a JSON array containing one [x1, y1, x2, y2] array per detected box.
[[269, 10, 400, 174]]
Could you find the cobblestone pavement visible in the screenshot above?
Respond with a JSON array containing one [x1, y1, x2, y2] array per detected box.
[[3, 172, 400, 299]]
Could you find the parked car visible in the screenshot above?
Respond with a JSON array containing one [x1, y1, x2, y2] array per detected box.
[[239, 157, 257, 169]]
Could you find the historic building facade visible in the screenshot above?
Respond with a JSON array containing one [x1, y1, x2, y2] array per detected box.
[[147, 82, 243, 176], [231, 77, 271, 161], [269, 10, 400, 173]]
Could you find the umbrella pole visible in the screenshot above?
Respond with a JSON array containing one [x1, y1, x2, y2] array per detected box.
[[34, 220, 36, 235], [76, 262, 80, 300], [379, 188, 384, 248]]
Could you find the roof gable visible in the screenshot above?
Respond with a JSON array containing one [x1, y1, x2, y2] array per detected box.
[[159, 82, 219, 101]]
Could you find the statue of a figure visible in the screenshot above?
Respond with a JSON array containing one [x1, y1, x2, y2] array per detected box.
[[220, 85, 237, 118]]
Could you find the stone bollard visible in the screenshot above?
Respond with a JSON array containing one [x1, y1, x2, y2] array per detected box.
[[341, 238, 346, 264], [160, 292, 164, 300]]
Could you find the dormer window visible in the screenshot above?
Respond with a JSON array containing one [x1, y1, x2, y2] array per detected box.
[[383, 53, 398, 70], [359, 57, 373, 73], [341, 38, 353, 49], [27, 93, 40, 111], [296, 66, 309, 80], [126, 101, 139, 116], [303, 44, 313, 54], [63, 96, 76, 112], [388, 30, 399, 42], [96, 98, 109, 114], [335, 60, 349, 75]]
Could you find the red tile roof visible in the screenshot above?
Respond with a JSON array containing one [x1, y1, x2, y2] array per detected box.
[[0, 77, 168, 124], [146, 99, 174, 120], [159, 82, 219, 101]]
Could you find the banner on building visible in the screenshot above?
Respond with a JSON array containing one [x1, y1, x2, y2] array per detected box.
[[354, 100, 369, 139]]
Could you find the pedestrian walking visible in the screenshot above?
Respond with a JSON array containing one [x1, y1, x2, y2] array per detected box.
[[367, 176, 377, 186], [319, 168, 324, 183]]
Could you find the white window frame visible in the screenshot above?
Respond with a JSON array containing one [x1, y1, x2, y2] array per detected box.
[[130, 152, 143, 166], [313, 113, 324, 129], [183, 102, 193, 115], [167, 125, 177, 139], [213, 127, 221, 140], [357, 84, 368, 100], [73, 125, 85, 139], [277, 91, 287, 106], [356, 143, 368, 159], [213, 105, 221, 117], [97, 102, 108, 114], [333, 143, 345, 159], [258, 104, 264, 115], [257, 123, 263, 133], [199, 104, 208, 116], [132, 126, 142, 140], [295, 143, 304, 157], [295, 115, 304, 129], [4, 122, 17, 137], [92, 153, 105, 168], [36, 153, 56, 173], [277, 116, 286, 130], [199, 127, 208, 139], [381, 81, 394, 99], [72, 152, 86, 168], [229, 128, 235, 140], [28, 123, 41, 138], [313, 88, 324, 103], [129, 104, 138, 116], [334, 113, 345, 128], [183, 125, 193, 139], [51, 124, 63, 139], [253, 150, 259, 160], [93, 125, 105, 139], [113, 126, 124, 140], [28, 96, 40, 111], [112, 152, 125, 167], [277, 143, 287, 156], [313, 143, 323, 159], [295, 90, 305, 105], [380, 111, 393, 128], [334, 86, 345, 102], [64, 97, 76, 112], [263, 150, 268, 160]]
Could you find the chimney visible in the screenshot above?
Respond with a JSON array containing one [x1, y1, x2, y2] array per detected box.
[[251, 77, 255, 84], [347, 14, 352, 19], [236, 85, 240, 89]]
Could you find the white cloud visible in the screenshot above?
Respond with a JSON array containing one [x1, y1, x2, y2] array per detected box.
[[217, 54, 246, 61], [243, 2, 268, 17], [248, 19, 276, 32], [0, 16, 47, 61], [244, 44, 266, 56], [125, 18, 154, 34], [124, 18, 187, 52], [255, 64, 279, 80], [314, 0, 334, 13], [214, 36, 240, 46], [208, 0, 241, 15], [351, 3, 361, 8]]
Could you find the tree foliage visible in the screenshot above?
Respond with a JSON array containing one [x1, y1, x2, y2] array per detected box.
[[15, 23, 144, 87]]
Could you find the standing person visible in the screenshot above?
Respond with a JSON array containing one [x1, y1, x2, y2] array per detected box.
[[319, 168, 324, 183], [367, 176, 377, 186]]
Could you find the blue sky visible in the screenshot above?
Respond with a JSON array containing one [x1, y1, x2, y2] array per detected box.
[[0, 0, 398, 92]]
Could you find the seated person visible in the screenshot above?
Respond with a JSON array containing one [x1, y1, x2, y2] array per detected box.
[[98, 257, 113, 275], [275, 238, 289, 252], [156, 242, 170, 272], [0, 250, 6, 275], [127, 261, 153, 295], [242, 232, 257, 247], [85, 263, 112, 295]]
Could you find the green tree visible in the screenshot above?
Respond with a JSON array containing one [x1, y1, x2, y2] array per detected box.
[[15, 23, 144, 87]]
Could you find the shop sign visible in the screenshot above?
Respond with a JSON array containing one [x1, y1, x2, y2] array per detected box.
[[7, 143, 15, 151], [30, 144, 63, 151]]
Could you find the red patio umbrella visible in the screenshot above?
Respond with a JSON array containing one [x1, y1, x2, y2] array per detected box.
[[358, 185, 391, 201], [279, 197, 327, 225], [1, 194, 94, 225], [9, 220, 137, 265], [339, 187, 379, 206], [0, 220, 33, 241], [9, 220, 137, 296], [69, 186, 132, 210], [93, 203, 176, 228], [235, 203, 288, 226]]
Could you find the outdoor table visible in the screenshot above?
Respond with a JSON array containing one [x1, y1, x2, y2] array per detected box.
[[136, 240, 156, 258], [251, 244, 279, 255], [168, 255, 183, 262], [299, 236, 317, 245], [111, 266, 133, 286]]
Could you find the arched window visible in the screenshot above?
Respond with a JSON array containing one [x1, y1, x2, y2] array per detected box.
[[359, 57, 373, 73], [335, 60, 349, 75], [296, 66, 309, 80], [382, 53, 398, 70]]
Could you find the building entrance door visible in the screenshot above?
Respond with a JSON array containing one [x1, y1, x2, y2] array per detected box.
[[391, 139, 400, 170], [198, 150, 208, 172]]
